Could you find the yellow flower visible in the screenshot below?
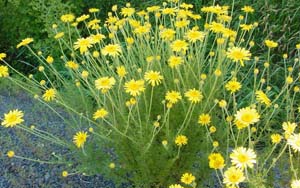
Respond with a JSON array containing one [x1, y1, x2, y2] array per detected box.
[[185, 29, 205, 43], [209, 126, 216, 133], [207, 21, 225, 33], [73, 131, 88, 148], [0, 53, 7, 61], [121, 7, 135, 17], [291, 180, 300, 188], [46, 56, 54, 64], [241, 6, 254, 13], [198, 113, 211, 126], [165, 91, 182, 104], [89, 8, 99, 13], [16, 38, 34, 48], [160, 28, 176, 41], [144, 70, 163, 87], [235, 107, 260, 128], [225, 78, 242, 93], [288, 133, 300, 152], [168, 56, 183, 68], [255, 90, 271, 106], [54, 32, 64, 39], [230, 147, 257, 169], [169, 184, 183, 188], [223, 167, 245, 187], [124, 79, 145, 96], [0, 65, 9, 77], [175, 19, 190, 28], [76, 14, 90, 22], [226, 47, 251, 66], [109, 163, 116, 169], [101, 44, 122, 57], [282, 121, 297, 139], [271, 134, 282, 144], [7, 150, 15, 158], [81, 70, 89, 79], [208, 153, 225, 169], [175, 135, 188, 146], [93, 108, 108, 120], [43, 88, 56, 101], [116, 66, 127, 78], [74, 37, 93, 54], [170, 40, 189, 52], [60, 14, 75, 22], [218, 100, 227, 108], [62, 171, 68, 177], [1, 109, 24, 128], [181, 173, 195, 185], [95, 77, 116, 93], [240, 24, 253, 31], [65, 61, 79, 70], [265, 39, 278, 48], [184, 88, 203, 103]]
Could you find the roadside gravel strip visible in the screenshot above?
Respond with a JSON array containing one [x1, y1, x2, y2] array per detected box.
[[0, 91, 115, 188]]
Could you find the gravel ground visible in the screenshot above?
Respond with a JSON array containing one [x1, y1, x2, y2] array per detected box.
[[0, 90, 116, 188]]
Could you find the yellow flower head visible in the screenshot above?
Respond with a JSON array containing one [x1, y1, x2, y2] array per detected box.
[[226, 47, 251, 66], [116, 66, 127, 78], [7, 150, 15, 158], [121, 7, 135, 17], [271, 134, 282, 144], [241, 6, 254, 13], [46, 56, 54, 64], [230, 147, 257, 169], [169, 184, 184, 188], [65, 61, 79, 70], [235, 107, 260, 128], [255, 90, 271, 106], [62, 171, 68, 177], [181, 173, 195, 185], [175, 135, 188, 147], [93, 108, 108, 120], [74, 37, 93, 54], [208, 153, 225, 169], [288, 133, 300, 152], [223, 167, 245, 187], [124, 79, 145, 96], [73, 131, 88, 148], [265, 39, 278, 48], [185, 30, 205, 43], [101, 44, 122, 57], [225, 78, 242, 93], [168, 56, 183, 69], [144, 70, 163, 87], [184, 88, 203, 103], [0, 53, 7, 61], [0, 65, 9, 77], [17, 38, 34, 48], [198, 113, 211, 126], [43, 88, 56, 101], [60, 14, 75, 23], [1, 109, 24, 128], [54, 32, 64, 39], [170, 40, 189, 52], [160, 28, 176, 41], [165, 91, 182, 104], [95, 77, 116, 93]]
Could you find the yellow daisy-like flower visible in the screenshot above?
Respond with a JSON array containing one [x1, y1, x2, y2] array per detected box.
[[223, 167, 245, 187], [7, 150, 15, 158], [121, 7, 135, 17], [169, 184, 183, 188], [101, 44, 122, 57], [225, 78, 242, 93], [0, 53, 7, 61], [1, 109, 24, 128], [230, 147, 257, 169], [76, 14, 90, 22], [46, 56, 54, 64], [235, 107, 260, 127], [175, 135, 188, 147], [116, 66, 127, 78], [73, 131, 88, 148], [60, 14, 75, 23], [170, 40, 189, 52], [282, 121, 297, 139], [160, 28, 176, 41], [184, 88, 203, 103], [74, 37, 93, 54], [62, 171, 68, 177], [16, 38, 34, 48], [168, 56, 183, 69], [165, 91, 182, 104], [226, 47, 251, 66], [241, 6, 254, 13], [288, 133, 300, 152], [89, 8, 99, 13], [0, 65, 9, 77], [255, 90, 271, 106], [54, 32, 64, 39], [65, 61, 79, 70], [208, 153, 225, 169], [144, 70, 163, 87], [271, 134, 282, 144], [185, 30, 205, 43], [181, 173, 195, 185], [43, 88, 56, 101], [93, 108, 108, 120], [124, 79, 145, 96], [265, 40, 278, 48], [198, 113, 211, 126], [95, 77, 116, 93]]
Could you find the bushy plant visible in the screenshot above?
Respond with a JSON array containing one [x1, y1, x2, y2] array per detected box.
[[1, 1, 300, 187]]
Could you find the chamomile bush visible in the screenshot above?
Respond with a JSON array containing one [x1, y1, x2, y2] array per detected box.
[[1, 1, 300, 187]]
